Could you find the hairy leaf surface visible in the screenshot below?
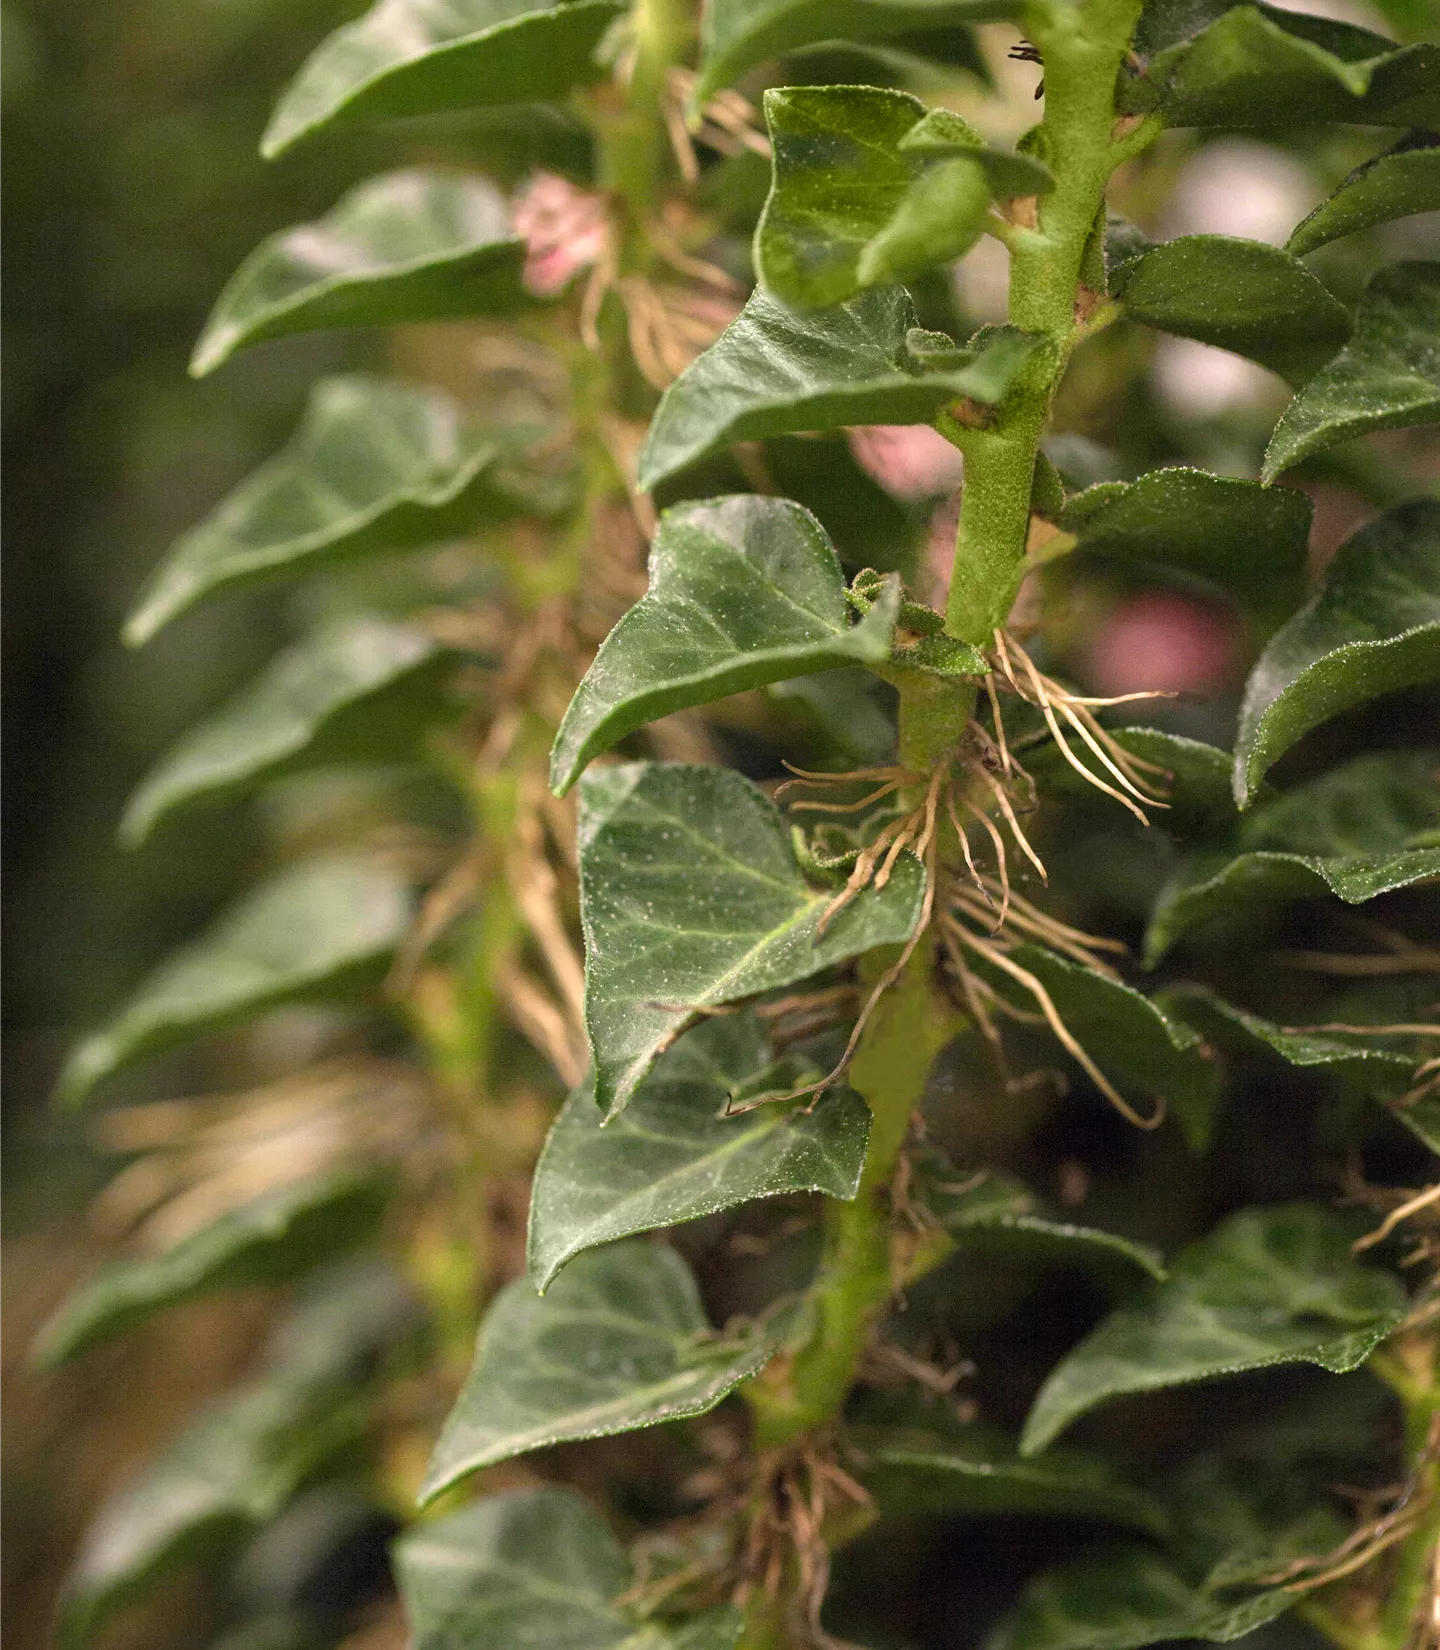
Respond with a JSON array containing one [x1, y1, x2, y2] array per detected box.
[[1287, 132, 1440, 257]]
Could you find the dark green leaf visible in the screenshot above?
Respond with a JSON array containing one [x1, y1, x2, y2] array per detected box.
[[527, 1011, 870, 1292], [578, 762, 926, 1115], [694, 0, 1021, 102], [1058, 467, 1311, 623], [421, 1239, 794, 1498], [1114, 235, 1352, 387], [1128, 3, 1440, 129], [122, 616, 449, 845], [1287, 132, 1440, 258], [1149, 750, 1440, 962], [1020, 1204, 1407, 1456], [1262, 261, 1440, 479], [261, 0, 626, 159], [32, 1170, 390, 1368], [190, 170, 526, 378], [1031, 728, 1241, 839], [551, 496, 899, 795], [854, 1402, 1167, 1533], [395, 1487, 743, 1650], [637, 286, 1041, 491], [57, 854, 414, 1108], [125, 376, 513, 646], [1233, 499, 1440, 802], [755, 87, 1048, 308]]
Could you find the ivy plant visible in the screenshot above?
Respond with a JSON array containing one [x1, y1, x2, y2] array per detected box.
[[40, 1, 1440, 1648]]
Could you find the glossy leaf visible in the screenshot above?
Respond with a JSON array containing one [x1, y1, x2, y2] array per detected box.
[[191, 170, 526, 378], [638, 286, 1040, 491], [1287, 132, 1440, 257], [125, 376, 512, 645], [32, 1170, 390, 1368], [395, 1487, 743, 1650], [261, 0, 626, 159], [1262, 261, 1440, 479], [1233, 498, 1440, 801], [1020, 1204, 1407, 1456], [855, 1403, 1166, 1533], [694, 0, 1021, 102], [578, 762, 926, 1114], [755, 86, 1048, 308], [421, 1239, 794, 1498], [551, 495, 899, 795], [57, 1266, 415, 1650], [1059, 467, 1311, 622], [57, 855, 413, 1108], [1128, 3, 1440, 129], [122, 616, 449, 845], [1114, 235, 1352, 386], [1149, 750, 1440, 961], [527, 1011, 870, 1291]]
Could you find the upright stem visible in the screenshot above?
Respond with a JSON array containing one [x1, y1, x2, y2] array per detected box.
[[945, 0, 1152, 644], [597, 0, 693, 257]]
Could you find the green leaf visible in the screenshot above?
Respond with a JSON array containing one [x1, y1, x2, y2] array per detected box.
[[421, 1239, 795, 1499], [1287, 132, 1440, 258], [125, 376, 514, 646], [755, 86, 1050, 309], [1233, 498, 1440, 802], [190, 170, 527, 378], [57, 1265, 415, 1650], [986, 1541, 1297, 1650], [853, 1402, 1167, 1533], [913, 1156, 1168, 1289], [395, 1487, 744, 1650], [57, 854, 414, 1108], [31, 1170, 390, 1368], [1020, 1204, 1407, 1456], [578, 762, 926, 1115], [122, 616, 450, 846], [1148, 750, 1440, 962], [637, 286, 1041, 491], [552, 496, 898, 795], [695, 0, 1021, 102], [1262, 262, 1440, 479], [1058, 467, 1311, 624], [261, 0, 627, 159], [1113, 235, 1352, 387], [527, 1011, 870, 1292], [1128, 3, 1440, 129]]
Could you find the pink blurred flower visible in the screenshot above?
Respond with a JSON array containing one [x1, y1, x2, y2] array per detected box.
[[1084, 590, 1240, 698], [512, 173, 608, 298], [847, 424, 964, 501]]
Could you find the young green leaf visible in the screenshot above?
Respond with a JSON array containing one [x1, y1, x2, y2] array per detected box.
[[190, 170, 527, 378], [1262, 261, 1440, 479], [122, 615, 450, 845], [1286, 131, 1440, 258], [637, 286, 1040, 491], [261, 0, 626, 159], [1058, 467, 1311, 624], [395, 1487, 743, 1650], [578, 762, 926, 1114], [1233, 498, 1440, 801], [125, 376, 513, 646], [57, 854, 414, 1108], [32, 1169, 390, 1367], [1020, 1204, 1407, 1456], [1149, 750, 1440, 962], [552, 496, 899, 795], [527, 1011, 870, 1291], [1113, 236, 1352, 386], [1128, 3, 1440, 129], [421, 1239, 795, 1499], [694, 0, 1021, 102]]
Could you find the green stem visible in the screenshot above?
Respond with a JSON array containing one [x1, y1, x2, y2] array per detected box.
[[945, 0, 1152, 644], [596, 0, 692, 253], [1373, 1339, 1440, 1647]]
